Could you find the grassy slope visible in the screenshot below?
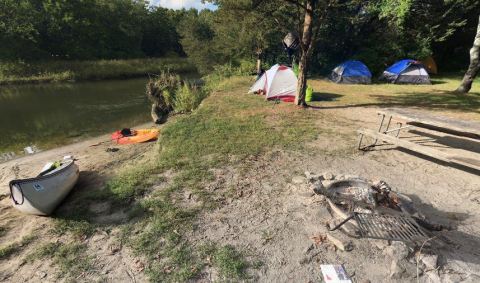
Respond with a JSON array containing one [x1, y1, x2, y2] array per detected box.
[[7, 75, 480, 281], [0, 57, 196, 85]]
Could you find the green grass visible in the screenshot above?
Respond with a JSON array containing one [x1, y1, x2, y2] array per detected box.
[[0, 235, 36, 260], [212, 245, 248, 279], [29, 242, 92, 278], [308, 74, 480, 120], [53, 215, 96, 239], [0, 57, 196, 85]]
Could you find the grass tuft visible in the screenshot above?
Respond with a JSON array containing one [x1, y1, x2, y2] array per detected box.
[[104, 165, 156, 203], [0, 235, 36, 260], [213, 245, 248, 279], [30, 242, 92, 278], [174, 83, 208, 113]]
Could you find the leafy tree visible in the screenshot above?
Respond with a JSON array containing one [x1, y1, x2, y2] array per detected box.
[[142, 7, 183, 57], [177, 9, 224, 74], [0, 0, 184, 61], [38, 0, 147, 59], [0, 0, 42, 59]]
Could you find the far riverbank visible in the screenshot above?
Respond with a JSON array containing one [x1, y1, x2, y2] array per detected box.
[[0, 57, 196, 86]]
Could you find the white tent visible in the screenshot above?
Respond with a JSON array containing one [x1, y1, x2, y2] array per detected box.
[[248, 64, 297, 101]]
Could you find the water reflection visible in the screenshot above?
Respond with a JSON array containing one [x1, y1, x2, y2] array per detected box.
[[0, 78, 151, 152]]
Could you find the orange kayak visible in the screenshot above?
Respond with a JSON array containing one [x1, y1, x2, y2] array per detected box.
[[111, 129, 160, 145]]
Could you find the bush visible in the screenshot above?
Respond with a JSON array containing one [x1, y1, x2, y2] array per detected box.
[[174, 83, 207, 113], [147, 71, 208, 118], [147, 71, 181, 111]]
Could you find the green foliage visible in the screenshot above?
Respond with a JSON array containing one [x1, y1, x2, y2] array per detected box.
[[0, 1, 185, 61], [174, 83, 208, 113], [375, 0, 413, 27], [0, 0, 41, 59], [177, 10, 221, 74], [196, 0, 479, 74], [3, 0, 477, 73], [147, 71, 208, 114], [147, 71, 182, 111]]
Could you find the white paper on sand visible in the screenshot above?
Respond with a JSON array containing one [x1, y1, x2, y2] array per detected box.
[[320, 264, 352, 283]]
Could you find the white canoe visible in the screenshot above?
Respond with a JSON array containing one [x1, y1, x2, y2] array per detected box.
[[9, 159, 79, 216]]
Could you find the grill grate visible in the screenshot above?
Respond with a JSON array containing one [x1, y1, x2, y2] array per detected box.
[[354, 213, 429, 243]]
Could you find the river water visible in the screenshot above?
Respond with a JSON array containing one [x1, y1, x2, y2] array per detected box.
[[0, 78, 154, 156]]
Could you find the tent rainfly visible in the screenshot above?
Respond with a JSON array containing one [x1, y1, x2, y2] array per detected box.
[[248, 64, 297, 102], [421, 56, 438, 74], [380, 59, 431, 84], [330, 60, 372, 84]]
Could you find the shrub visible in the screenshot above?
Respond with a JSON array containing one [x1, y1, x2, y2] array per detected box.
[[147, 71, 209, 118], [174, 83, 207, 113]]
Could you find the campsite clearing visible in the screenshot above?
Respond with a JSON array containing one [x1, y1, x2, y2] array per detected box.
[[0, 75, 479, 282]]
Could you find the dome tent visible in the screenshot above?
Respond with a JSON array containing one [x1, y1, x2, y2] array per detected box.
[[421, 56, 438, 74], [380, 59, 431, 84], [330, 60, 372, 84], [248, 64, 297, 102]]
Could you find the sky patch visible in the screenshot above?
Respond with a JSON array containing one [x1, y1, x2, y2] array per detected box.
[[151, 0, 217, 10]]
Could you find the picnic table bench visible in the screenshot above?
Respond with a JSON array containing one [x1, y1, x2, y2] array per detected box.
[[357, 108, 480, 171]]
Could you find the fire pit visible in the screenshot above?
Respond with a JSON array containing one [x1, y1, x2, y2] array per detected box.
[[307, 174, 442, 245]]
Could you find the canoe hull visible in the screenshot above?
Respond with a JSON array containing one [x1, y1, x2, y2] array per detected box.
[[9, 160, 79, 216]]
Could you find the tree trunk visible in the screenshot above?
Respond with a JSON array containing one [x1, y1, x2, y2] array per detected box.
[[456, 15, 480, 94], [256, 48, 262, 74], [295, 0, 315, 107]]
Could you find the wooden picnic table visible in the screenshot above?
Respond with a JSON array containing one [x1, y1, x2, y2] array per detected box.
[[358, 108, 480, 171], [377, 108, 480, 140]]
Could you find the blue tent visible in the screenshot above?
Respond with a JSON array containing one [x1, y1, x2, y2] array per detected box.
[[330, 60, 372, 84], [381, 59, 431, 84]]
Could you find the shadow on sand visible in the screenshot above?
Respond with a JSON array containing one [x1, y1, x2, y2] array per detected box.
[[405, 194, 480, 267], [52, 170, 134, 227], [307, 89, 480, 113]]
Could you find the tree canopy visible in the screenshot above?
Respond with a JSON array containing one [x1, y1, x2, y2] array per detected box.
[[0, 0, 184, 60], [1, 0, 478, 76], [183, 0, 479, 74]]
